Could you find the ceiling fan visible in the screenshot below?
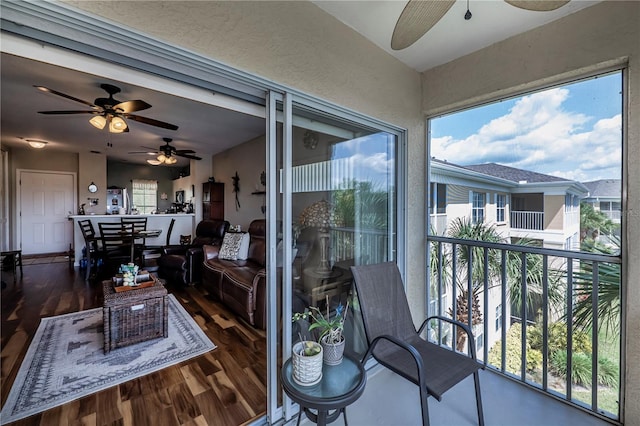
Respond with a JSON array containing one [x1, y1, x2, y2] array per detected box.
[[35, 83, 179, 133], [391, 0, 570, 50], [131, 138, 202, 165]]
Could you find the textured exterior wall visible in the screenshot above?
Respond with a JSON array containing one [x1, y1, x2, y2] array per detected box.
[[544, 195, 564, 231], [422, 2, 640, 422]]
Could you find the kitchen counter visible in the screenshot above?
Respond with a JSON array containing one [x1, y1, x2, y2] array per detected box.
[[69, 214, 195, 266]]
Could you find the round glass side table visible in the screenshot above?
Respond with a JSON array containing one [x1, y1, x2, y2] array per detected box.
[[281, 353, 366, 426]]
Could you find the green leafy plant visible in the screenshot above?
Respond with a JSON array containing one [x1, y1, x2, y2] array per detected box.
[[297, 340, 321, 357], [293, 297, 350, 345]]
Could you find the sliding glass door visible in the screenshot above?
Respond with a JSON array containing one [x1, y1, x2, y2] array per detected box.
[[270, 96, 402, 422]]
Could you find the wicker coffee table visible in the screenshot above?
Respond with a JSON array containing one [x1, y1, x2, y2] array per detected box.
[[102, 278, 168, 353]]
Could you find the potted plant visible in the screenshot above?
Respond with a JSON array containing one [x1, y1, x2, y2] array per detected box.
[[293, 297, 349, 365], [290, 339, 323, 386]]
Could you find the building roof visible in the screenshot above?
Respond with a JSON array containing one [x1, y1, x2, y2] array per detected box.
[[462, 163, 569, 183], [582, 179, 621, 197]]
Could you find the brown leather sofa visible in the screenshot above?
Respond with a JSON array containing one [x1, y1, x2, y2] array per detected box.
[[202, 219, 268, 329], [159, 219, 229, 286]]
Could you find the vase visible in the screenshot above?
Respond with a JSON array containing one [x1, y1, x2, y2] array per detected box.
[[291, 341, 323, 386], [320, 335, 345, 365]]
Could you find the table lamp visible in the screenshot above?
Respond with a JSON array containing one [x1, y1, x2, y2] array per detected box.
[[299, 200, 335, 275]]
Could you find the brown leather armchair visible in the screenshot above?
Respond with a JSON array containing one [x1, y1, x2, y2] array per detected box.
[[158, 219, 229, 286]]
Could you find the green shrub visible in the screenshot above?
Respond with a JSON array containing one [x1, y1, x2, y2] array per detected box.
[[488, 324, 542, 374], [598, 357, 619, 387], [551, 351, 592, 386], [529, 321, 592, 356], [550, 351, 619, 387]]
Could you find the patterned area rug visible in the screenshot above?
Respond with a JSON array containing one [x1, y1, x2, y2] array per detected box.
[[0, 294, 216, 424]]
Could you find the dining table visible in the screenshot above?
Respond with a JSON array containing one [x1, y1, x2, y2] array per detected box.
[[119, 228, 163, 263]]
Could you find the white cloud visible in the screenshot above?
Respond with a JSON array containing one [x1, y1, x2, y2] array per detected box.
[[431, 88, 621, 182]]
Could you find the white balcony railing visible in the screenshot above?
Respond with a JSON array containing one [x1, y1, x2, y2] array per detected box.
[[511, 210, 544, 230]]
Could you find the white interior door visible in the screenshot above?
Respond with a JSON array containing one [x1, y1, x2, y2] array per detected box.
[[19, 170, 75, 255]]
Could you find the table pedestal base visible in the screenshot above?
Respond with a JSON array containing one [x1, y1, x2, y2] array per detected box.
[[299, 407, 348, 426]]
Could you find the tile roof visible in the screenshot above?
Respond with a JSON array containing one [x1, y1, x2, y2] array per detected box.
[[582, 179, 621, 197], [462, 163, 569, 183]]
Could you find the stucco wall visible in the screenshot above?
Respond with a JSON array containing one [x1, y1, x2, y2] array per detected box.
[[421, 2, 640, 422], [544, 195, 564, 231], [211, 135, 267, 231]]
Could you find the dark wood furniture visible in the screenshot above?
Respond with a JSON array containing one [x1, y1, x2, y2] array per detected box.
[[1, 249, 23, 286], [202, 182, 224, 220], [102, 278, 168, 353], [281, 353, 366, 426]]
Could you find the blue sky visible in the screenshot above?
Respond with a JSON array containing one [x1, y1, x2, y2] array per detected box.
[[430, 72, 622, 183]]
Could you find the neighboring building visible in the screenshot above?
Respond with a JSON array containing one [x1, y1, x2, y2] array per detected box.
[[582, 179, 622, 223], [429, 160, 589, 250], [428, 160, 589, 351]]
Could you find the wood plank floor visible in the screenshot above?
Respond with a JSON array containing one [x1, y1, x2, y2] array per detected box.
[[1, 261, 267, 425]]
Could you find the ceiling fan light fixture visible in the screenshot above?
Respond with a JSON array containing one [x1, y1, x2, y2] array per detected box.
[[167, 156, 177, 165], [157, 154, 167, 163], [27, 140, 47, 149], [146, 159, 162, 166], [109, 116, 128, 133], [89, 115, 107, 130]]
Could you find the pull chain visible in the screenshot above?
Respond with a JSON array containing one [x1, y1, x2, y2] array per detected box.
[[465, 0, 472, 20]]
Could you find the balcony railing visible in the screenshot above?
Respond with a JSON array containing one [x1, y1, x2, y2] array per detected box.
[[330, 226, 389, 265], [511, 210, 544, 230], [427, 235, 622, 423]]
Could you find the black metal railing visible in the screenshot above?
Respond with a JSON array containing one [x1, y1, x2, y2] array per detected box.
[[427, 235, 622, 422]]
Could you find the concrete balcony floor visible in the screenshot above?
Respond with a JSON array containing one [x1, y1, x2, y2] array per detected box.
[[294, 365, 612, 426]]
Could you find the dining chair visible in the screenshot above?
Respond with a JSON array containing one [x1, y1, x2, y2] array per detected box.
[[142, 218, 175, 273], [77, 219, 101, 281], [350, 262, 485, 426], [121, 217, 148, 262], [98, 222, 133, 277]]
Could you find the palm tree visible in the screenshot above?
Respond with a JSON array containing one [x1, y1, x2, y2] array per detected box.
[[440, 218, 563, 351], [571, 237, 621, 334], [580, 201, 617, 242]]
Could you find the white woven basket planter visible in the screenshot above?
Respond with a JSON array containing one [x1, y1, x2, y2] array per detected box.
[[292, 341, 323, 386]]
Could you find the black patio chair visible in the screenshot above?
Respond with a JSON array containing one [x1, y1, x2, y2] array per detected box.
[[350, 262, 485, 426]]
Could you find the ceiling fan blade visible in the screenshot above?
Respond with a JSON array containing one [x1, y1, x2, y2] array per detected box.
[[391, 0, 455, 50], [37, 110, 97, 115], [176, 152, 202, 160], [175, 149, 196, 154], [113, 99, 151, 114], [126, 114, 179, 130], [505, 0, 570, 11], [34, 85, 97, 108]]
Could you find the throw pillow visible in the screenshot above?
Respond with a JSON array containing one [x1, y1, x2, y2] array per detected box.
[[219, 232, 249, 261], [236, 232, 251, 260]]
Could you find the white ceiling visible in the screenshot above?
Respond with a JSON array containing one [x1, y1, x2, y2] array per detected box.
[[0, 53, 266, 167], [1, 1, 601, 166], [314, 0, 601, 72]]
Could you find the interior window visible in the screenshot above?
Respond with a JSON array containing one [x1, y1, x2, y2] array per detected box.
[[132, 179, 158, 214]]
